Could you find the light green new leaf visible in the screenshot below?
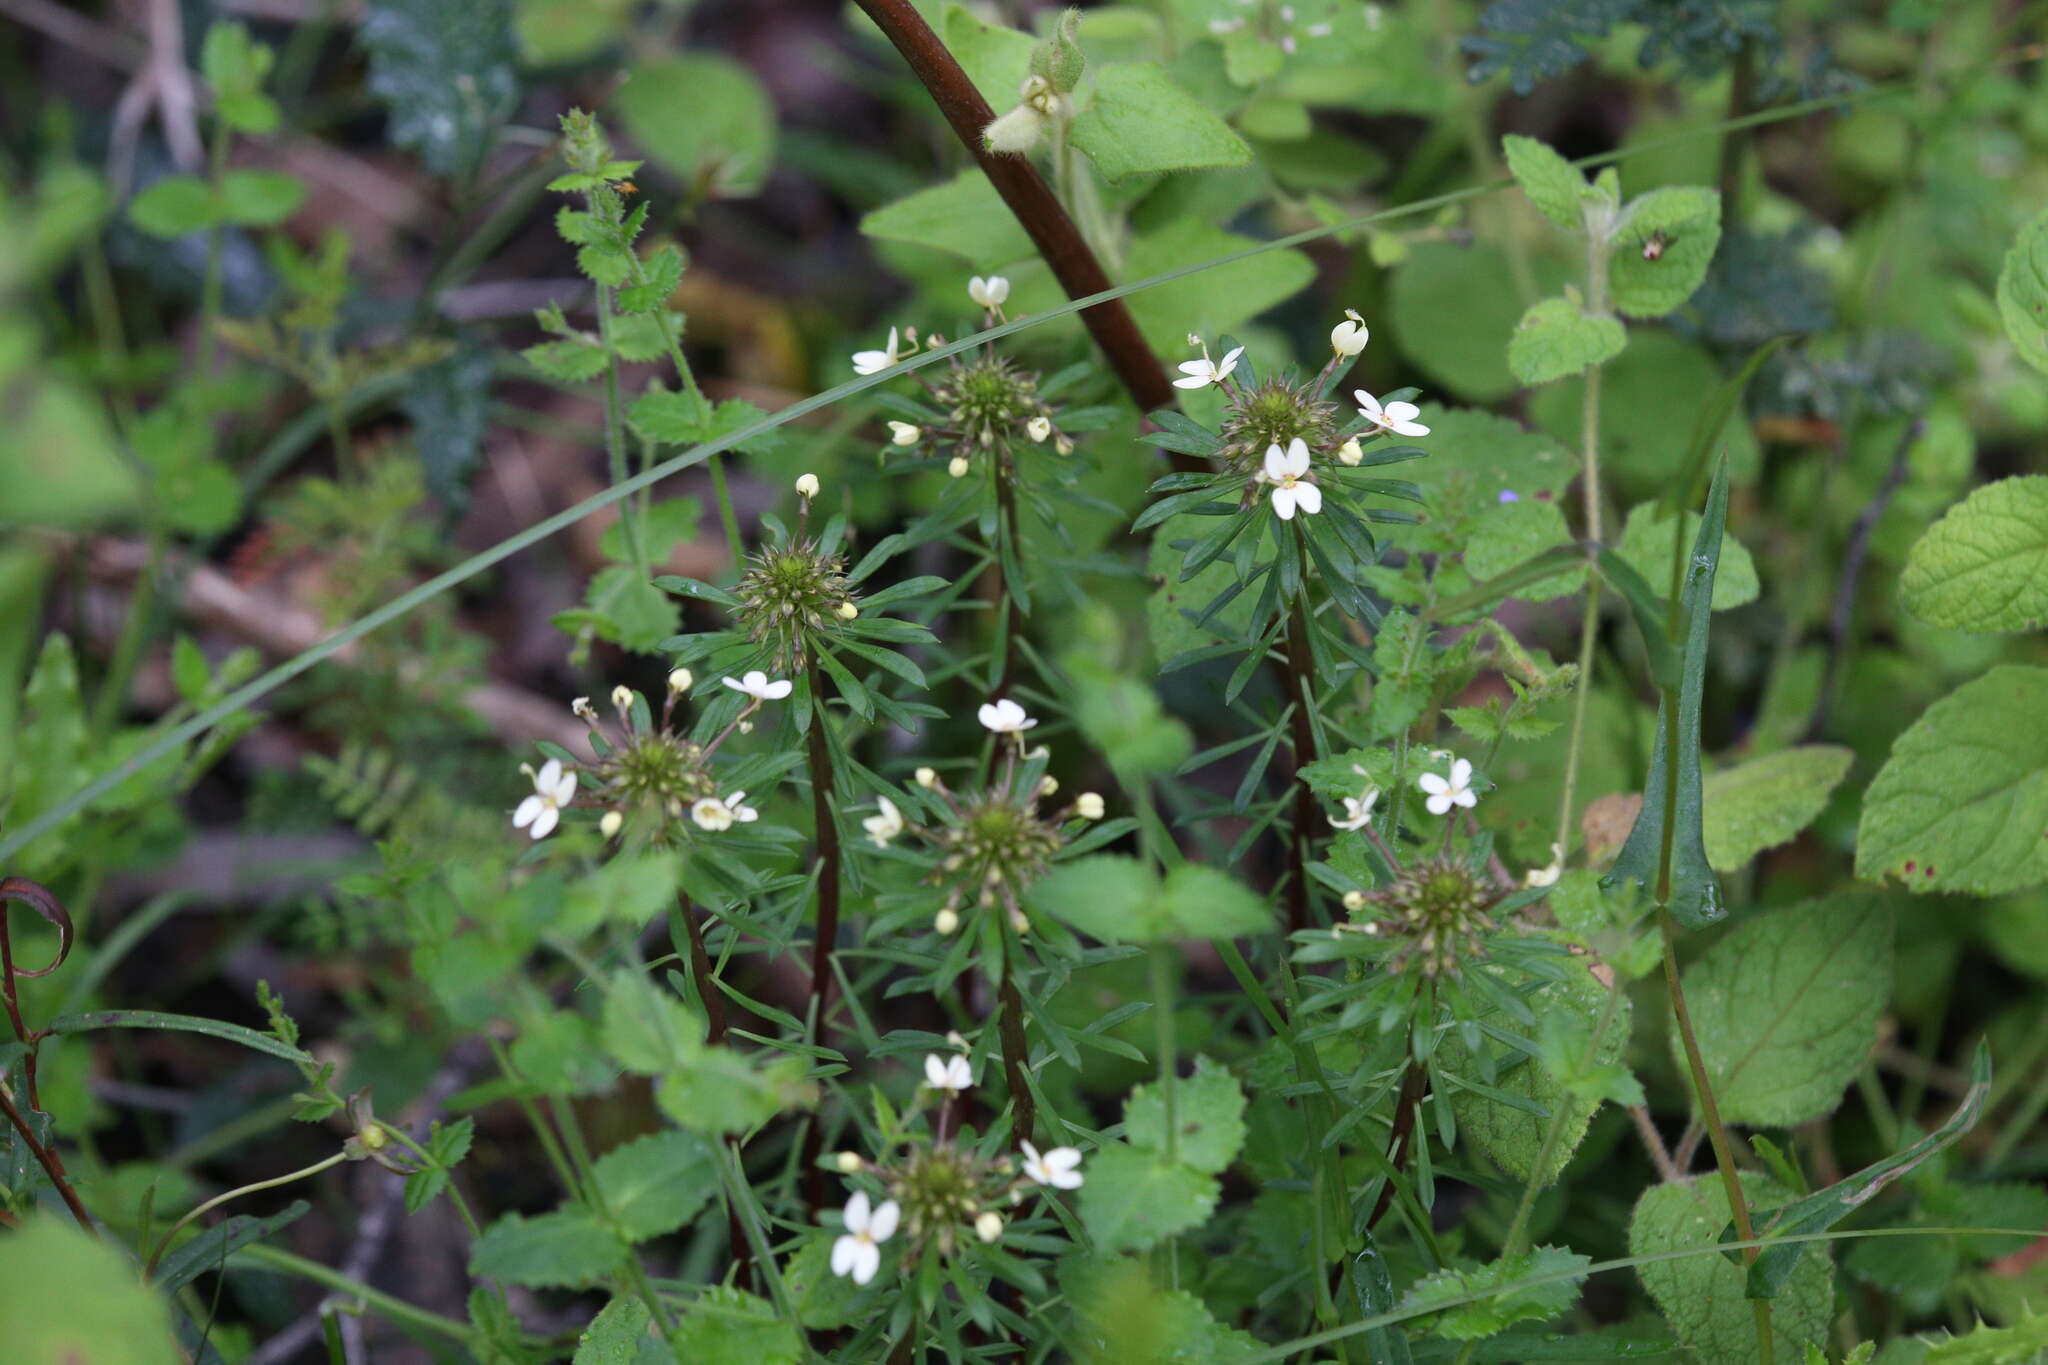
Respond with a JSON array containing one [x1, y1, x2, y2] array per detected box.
[[1677, 895, 1891, 1127], [1501, 134, 1586, 231], [1856, 665, 2048, 895], [471, 1209, 626, 1288], [1079, 1143, 1220, 1254], [1630, 1175, 1831, 1365], [1126, 1055, 1246, 1174], [1401, 1246, 1590, 1340], [1071, 64, 1252, 180], [1602, 459, 1732, 928], [860, 169, 1034, 268], [0, 1217, 182, 1365], [1701, 746, 1854, 872], [1507, 295, 1626, 385], [1900, 476, 2048, 633], [592, 1130, 718, 1241], [1996, 206, 2048, 377], [617, 56, 777, 199], [672, 1286, 802, 1365], [1609, 185, 1721, 318], [1615, 502, 1758, 612]]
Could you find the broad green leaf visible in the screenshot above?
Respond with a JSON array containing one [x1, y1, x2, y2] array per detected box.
[[1602, 459, 1732, 928], [1462, 498, 1582, 602], [1899, 476, 2048, 633], [1630, 1175, 1830, 1365], [1677, 895, 1892, 1127], [362, 0, 520, 179], [557, 565, 680, 654], [1445, 964, 1633, 1187], [1501, 134, 1586, 231], [617, 56, 777, 199], [1392, 243, 1567, 402], [671, 1286, 801, 1365], [128, 176, 222, 238], [860, 170, 1034, 268], [218, 169, 305, 226], [560, 851, 684, 939], [404, 1117, 475, 1213], [1079, 1143, 1219, 1254], [1122, 218, 1316, 356], [1614, 502, 1758, 612], [592, 1131, 718, 1241], [0, 1216, 182, 1365], [1983, 888, 2048, 980], [1609, 186, 1721, 318], [1071, 64, 1253, 180], [573, 1297, 664, 1365], [1507, 295, 1626, 385], [0, 382, 136, 528], [655, 1045, 815, 1136], [471, 1209, 625, 1289], [1855, 666, 2048, 895], [941, 5, 1035, 108], [1028, 856, 1271, 943], [1735, 1044, 1990, 1299], [1701, 746, 1854, 872], [600, 498, 701, 563], [1400, 1246, 1590, 1340], [1126, 1055, 1246, 1174], [1996, 206, 2048, 377], [1070, 663, 1194, 778], [1155, 863, 1273, 939]]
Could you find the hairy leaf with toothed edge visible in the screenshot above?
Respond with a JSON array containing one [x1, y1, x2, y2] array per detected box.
[[1602, 457, 1731, 928]]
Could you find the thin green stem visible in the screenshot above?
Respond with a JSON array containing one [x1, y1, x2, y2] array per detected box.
[[146, 1150, 348, 1278], [1551, 224, 1611, 864], [592, 284, 648, 575], [233, 1243, 476, 1342]]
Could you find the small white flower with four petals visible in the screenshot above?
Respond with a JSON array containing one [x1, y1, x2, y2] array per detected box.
[[831, 1192, 899, 1285], [1354, 389, 1431, 437], [923, 1052, 974, 1094], [1264, 439, 1322, 520], [1418, 758, 1479, 816], [724, 671, 794, 703], [1021, 1140, 1084, 1190], [968, 276, 1010, 309], [978, 698, 1037, 735], [690, 791, 759, 832], [1173, 344, 1243, 390], [512, 759, 576, 840], [852, 327, 907, 376]]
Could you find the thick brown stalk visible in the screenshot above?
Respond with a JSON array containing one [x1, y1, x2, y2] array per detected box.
[[1367, 1059, 1429, 1229], [849, 0, 1186, 439]]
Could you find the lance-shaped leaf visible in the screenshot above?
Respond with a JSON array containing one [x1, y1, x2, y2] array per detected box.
[[1601, 458, 1731, 928], [1728, 1042, 1991, 1299]]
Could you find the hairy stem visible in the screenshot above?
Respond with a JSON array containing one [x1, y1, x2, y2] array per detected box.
[[1552, 224, 1612, 863]]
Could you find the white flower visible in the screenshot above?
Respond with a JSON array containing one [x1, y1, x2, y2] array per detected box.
[[923, 1052, 974, 1094], [1418, 758, 1478, 816], [978, 698, 1038, 735], [724, 671, 794, 702], [831, 1192, 899, 1285], [1330, 309, 1369, 358], [968, 276, 1010, 308], [599, 810, 624, 839], [1173, 344, 1244, 390], [1026, 416, 1052, 443], [691, 791, 759, 832], [570, 695, 596, 721], [1021, 1140, 1084, 1190], [863, 796, 905, 848], [887, 420, 920, 446], [513, 759, 577, 840], [796, 472, 820, 499], [1264, 439, 1323, 520], [852, 327, 906, 376], [974, 1211, 1004, 1243], [948, 456, 971, 478], [1337, 437, 1363, 466], [1354, 389, 1431, 437], [667, 668, 693, 694], [1075, 792, 1105, 820], [1330, 785, 1379, 831]]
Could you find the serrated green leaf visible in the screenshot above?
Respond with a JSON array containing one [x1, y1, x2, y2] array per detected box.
[[617, 244, 684, 314], [1630, 1174, 1831, 1365], [1080, 1143, 1219, 1254], [1070, 63, 1252, 180], [573, 1297, 664, 1365], [1899, 476, 2048, 633], [362, 0, 520, 179], [1701, 746, 1854, 872], [672, 1286, 801, 1365], [1463, 498, 1582, 602], [1126, 1056, 1246, 1174], [561, 566, 680, 654], [860, 170, 1034, 269], [1996, 206, 2048, 377], [1614, 502, 1758, 612], [1501, 134, 1586, 231], [1401, 1246, 1590, 1340], [1602, 459, 1731, 928], [1610, 185, 1721, 318], [471, 1209, 625, 1288], [1507, 295, 1626, 385], [592, 1131, 718, 1241], [1678, 895, 1892, 1127], [655, 1046, 815, 1136], [617, 56, 776, 199], [1855, 665, 2048, 895]]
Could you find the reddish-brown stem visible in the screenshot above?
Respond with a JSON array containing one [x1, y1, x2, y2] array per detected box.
[[1367, 1059, 1428, 1229], [674, 895, 727, 1046], [0, 1082, 94, 1234], [849, 0, 1188, 445], [2, 877, 74, 1116], [804, 654, 843, 1040], [1282, 595, 1320, 934], [996, 948, 1038, 1145]]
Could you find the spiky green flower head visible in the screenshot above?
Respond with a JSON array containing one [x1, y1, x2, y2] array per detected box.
[[1216, 374, 1342, 474], [934, 353, 1053, 452], [559, 686, 731, 847], [890, 1143, 988, 1259], [935, 786, 1065, 917], [1357, 854, 1501, 980], [734, 535, 858, 675]]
